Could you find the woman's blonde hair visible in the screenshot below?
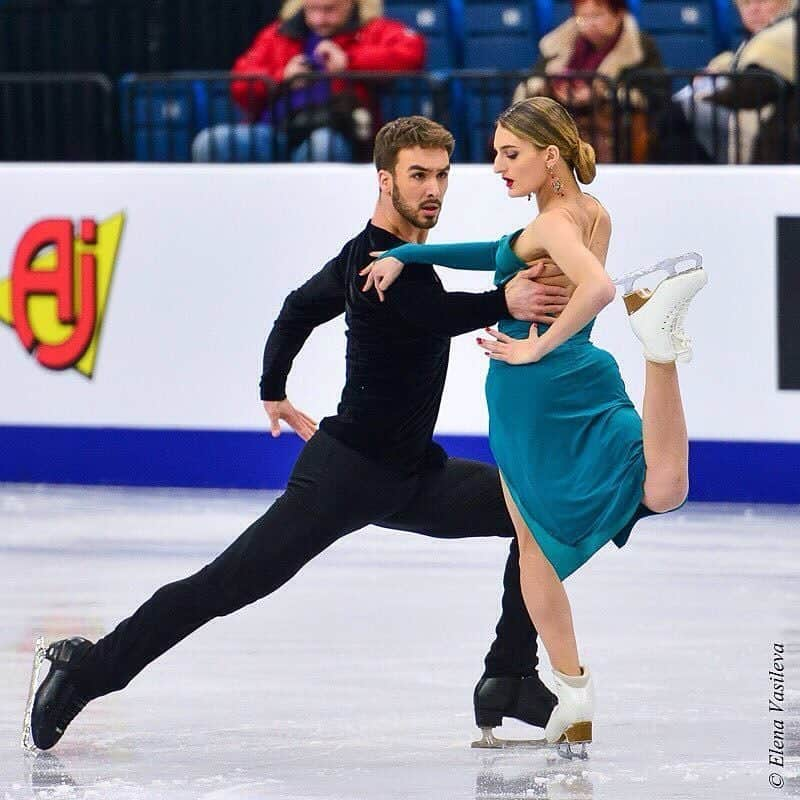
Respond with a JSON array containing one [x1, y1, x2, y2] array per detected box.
[[496, 97, 597, 185]]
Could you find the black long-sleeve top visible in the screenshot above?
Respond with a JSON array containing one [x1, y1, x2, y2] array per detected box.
[[260, 221, 509, 474]]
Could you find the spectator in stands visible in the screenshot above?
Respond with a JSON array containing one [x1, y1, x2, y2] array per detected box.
[[708, 0, 797, 162], [192, 0, 426, 163], [669, 0, 796, 163], [512, 0, 662, 162]]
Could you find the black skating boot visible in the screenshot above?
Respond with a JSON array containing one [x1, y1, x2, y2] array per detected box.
[[473, 673, 557, 730], [29, 638, 94, 750]]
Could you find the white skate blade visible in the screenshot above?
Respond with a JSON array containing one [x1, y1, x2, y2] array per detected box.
[[471, 727, 548, 750], [21, 636, 47, 753], [613, 252, 703, 295]]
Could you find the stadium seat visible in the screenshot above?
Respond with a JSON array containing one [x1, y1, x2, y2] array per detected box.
[[385, 0, 458, 69], [120, 75, 206, 162], [203, 80, 245, 127], [639, 1, 719, 70], [731, 20, 748, 49], [379, 75, 444, 124], [458, 74, 521, 161], [462, 0, 540, 69], [551, 0, 573, 28], [713, 0, 742, 51]]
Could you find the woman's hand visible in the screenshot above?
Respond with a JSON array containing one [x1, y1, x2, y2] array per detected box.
[[359, 252, 405, 301], [477, 326, 544, 365]]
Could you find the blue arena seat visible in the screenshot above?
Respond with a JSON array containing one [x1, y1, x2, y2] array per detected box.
[[639, 1, 719, 69], [462, 0, 540, 68], [378, 75, 443, 125], [457, 74, 520, 161], [731, 20, 748, 49], [385, 0, 458, 69], [551, 0, 573, 28], [203, 80, 245, 127], [714, 0, 742, 51], [120, 75, 206, 162]]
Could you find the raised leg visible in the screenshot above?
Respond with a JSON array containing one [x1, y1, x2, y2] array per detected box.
[[641, 361, 690, 513], [619, 261, 706, 512]]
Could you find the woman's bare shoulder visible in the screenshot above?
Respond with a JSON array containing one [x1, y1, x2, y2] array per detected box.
[[516, 209, 579, 252], [535, 207, 588, 243]]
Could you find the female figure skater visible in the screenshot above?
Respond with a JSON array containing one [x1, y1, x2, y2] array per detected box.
[[361, 96, 707, 753]]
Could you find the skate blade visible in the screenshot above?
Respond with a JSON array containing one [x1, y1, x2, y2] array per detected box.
[[554, 721, 592, 761], [21, 636, 47, 753], [614, 252, 703, 295], [471, 727, 548, 750], [556, 741, 590, 760]]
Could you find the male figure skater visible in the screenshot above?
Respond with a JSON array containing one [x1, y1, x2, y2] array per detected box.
[[28, 117, 573, 751]]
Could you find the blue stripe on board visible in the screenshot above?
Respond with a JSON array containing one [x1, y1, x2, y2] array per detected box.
[[0, 425, 798, 503]]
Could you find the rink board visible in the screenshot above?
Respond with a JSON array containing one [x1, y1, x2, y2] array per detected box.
[[0, 163, 798, 500]]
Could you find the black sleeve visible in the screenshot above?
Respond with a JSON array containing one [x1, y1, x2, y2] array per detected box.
[[260, 255, 346, 401], [374, 265, 509, 337]]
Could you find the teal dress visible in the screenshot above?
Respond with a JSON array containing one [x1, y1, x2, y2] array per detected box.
[[384, 234, 650, 580]]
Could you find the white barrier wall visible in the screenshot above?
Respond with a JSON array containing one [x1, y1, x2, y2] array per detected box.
[[0, 164, 798, 496]]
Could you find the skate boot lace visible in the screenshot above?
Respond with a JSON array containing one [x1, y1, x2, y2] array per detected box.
[[670, 299, 692, 356]]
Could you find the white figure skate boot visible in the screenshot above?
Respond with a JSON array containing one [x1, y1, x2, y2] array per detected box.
[[616, 254, 707, 363], [544, 666, 594, 760]]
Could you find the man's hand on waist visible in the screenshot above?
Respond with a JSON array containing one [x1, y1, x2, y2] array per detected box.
[[504, 260, 574, 324]]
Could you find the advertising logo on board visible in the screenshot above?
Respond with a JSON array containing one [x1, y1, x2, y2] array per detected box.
[[0, 213, 125, 377]]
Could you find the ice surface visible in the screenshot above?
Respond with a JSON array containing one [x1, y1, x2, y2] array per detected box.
[[1, 484, 798, 799]]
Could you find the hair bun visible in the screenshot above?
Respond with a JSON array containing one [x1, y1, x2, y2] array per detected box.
[[575, 140, 597, 185]]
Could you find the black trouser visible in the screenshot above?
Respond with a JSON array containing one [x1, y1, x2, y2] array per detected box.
[[79, 430, 538, 698]]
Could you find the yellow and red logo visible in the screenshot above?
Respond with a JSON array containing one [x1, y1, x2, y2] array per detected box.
[[0, 213, 124, 377]]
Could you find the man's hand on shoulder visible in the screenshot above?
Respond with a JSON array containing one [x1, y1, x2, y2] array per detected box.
[[263, 399, 318, 441], [504, 260, 573, 324]]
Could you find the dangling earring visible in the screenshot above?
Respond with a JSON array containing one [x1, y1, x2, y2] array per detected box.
[[527, 193, 532, 202], [547, 163, 565, 198]]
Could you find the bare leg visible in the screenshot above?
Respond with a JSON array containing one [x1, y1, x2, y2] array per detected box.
[[641, 361, 690, 513], [500, 478, 580, 677]]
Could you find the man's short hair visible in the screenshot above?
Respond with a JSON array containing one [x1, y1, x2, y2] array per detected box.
[[373, 116, 455, 173]]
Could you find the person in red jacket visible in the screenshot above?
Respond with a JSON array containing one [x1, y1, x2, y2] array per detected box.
[[192, 0, 426, 162]]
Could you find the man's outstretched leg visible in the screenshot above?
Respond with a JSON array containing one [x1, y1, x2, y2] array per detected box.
[[25, 432, 416, 751], [379, 457, 556, 736]]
